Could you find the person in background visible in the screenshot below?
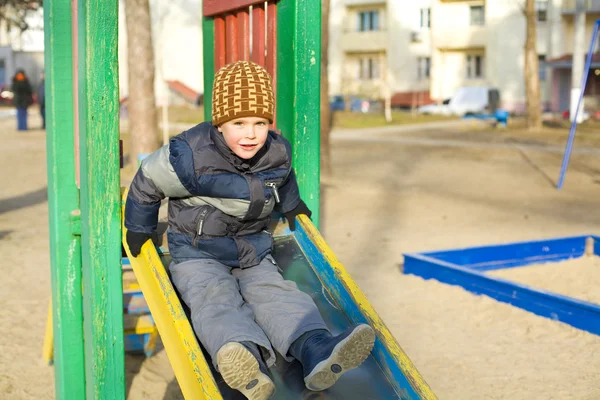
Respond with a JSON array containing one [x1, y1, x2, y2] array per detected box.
[[11, 69, 33, 131], [38, 71, 45, 130]]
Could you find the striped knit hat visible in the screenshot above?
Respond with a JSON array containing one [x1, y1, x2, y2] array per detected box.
[[212, 61, 274, 126]]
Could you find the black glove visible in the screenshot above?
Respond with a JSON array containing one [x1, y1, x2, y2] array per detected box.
[[284, 200, 312, 231], [126, 230, 153, 257]]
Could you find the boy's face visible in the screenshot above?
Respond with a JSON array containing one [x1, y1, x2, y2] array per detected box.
[[218, 117, 270, 159]]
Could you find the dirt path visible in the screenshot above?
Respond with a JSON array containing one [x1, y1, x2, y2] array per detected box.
[[2, 116, 600, 399]]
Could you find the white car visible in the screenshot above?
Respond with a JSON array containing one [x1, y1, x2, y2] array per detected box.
[[417, 98, 451, 115]]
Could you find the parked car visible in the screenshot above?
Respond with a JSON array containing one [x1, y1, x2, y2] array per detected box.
[[330, 95, 381, 113], [0, 85, 14, 105], [418, 86, 500, 116], [417, 98, 451, 115]]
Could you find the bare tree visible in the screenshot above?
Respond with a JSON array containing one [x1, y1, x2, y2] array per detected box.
[[124, 0, 160, 164], [320, 0, 332, 180], [0, 0, 42, 45], [522, 0, 542, 130]]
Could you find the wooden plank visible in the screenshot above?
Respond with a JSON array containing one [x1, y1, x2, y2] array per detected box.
[[276, 0, 321, 226], [77, 0, 125, 398], [251, 5, 265, 65], [202, 15, 215, 122], [225, 13, 239, 64], [403, 250, 600, 337], [266, 2, 277, 126], [204, 0, 265, 17], [295, 216, 438, 400], [124, 314, 156, 335], [214, 16, 226, 71], [423, 235, 588, 270], [44, 0, 86, 397], [121, 189, 222, 400], [237, 9, 250, 61]]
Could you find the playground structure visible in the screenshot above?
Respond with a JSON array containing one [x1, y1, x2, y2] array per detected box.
[[404, 235, 600, 337], [45, 0, 436, 398], [557, 19, 600, 189]]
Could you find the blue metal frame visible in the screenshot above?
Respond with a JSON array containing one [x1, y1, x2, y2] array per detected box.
[[294, 223, 427, 400], [557, 19, 600, 189], [404, 235, 600, 336]]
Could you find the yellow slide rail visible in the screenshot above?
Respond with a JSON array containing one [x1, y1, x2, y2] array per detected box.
[[121, 189, 222, 400]]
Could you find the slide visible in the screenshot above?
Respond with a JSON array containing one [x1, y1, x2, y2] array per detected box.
[[121, 191, 436, 400]]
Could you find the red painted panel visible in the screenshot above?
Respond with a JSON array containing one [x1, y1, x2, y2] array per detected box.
[[266, 2, 278, 128], [225, 13, 239, 64], [251, 5, 265, 66], [214, 16, 226, 70], [237, 10, 250, 61], [204, 0, 265, 17]]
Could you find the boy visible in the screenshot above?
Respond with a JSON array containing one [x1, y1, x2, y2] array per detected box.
[[125, 61, 375, 400]]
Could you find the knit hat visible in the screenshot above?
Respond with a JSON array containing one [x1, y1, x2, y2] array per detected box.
[[212, 61, 275, 126]]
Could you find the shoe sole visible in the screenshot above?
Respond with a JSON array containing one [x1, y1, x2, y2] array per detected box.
[[217, 342, 275, 400], [304, 324, 376, 391]]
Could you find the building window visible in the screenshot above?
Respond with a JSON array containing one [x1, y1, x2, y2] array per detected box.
[[466, 55, 484, 79], [470, 5, 485, 26], [538, 55, 547, 81], [358, 10, 380, 32], [417, 57, 431, 80], [535, 0, 548, 22], [420, 8, 431, 29], [358, 57, 380, 80]]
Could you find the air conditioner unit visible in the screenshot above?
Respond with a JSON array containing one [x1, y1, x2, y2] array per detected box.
[[410, 31, 423, 43]]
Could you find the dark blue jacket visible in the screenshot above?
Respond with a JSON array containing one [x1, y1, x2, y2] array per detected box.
[[125, 122, 301, 268]]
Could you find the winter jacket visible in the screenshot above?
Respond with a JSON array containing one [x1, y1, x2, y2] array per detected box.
[[12, 76, 33, 109], [125, 121, 301, 268]]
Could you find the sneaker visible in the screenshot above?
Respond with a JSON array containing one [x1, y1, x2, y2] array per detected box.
[[301, 324, 376, 391], [216, 342, 275, 400]]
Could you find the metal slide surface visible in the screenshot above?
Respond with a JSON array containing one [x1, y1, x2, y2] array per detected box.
[[121, 192, 436, 399]]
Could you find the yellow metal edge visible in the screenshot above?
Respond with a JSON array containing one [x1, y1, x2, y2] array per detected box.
[[121, 188, 223, 400], [297, 215, 438, 400], [43, 300, 54, 365]]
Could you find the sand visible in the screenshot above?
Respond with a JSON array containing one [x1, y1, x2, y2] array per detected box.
[[2, 115, 600, 400], [489, 255, 600, 304]]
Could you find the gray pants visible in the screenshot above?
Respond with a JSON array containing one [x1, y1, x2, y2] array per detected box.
[[168, 254, 329, 369]]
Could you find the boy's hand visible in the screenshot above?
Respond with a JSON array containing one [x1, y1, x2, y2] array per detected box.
[[284, 200, 312, 231], [126, 230, 153, 257]]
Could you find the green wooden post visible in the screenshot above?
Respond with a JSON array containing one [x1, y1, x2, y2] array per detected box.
[[77, 1, 124, 398], [277, 0, 322, 227], [202, 15, 215, 122], [45, 1, 86, 398]]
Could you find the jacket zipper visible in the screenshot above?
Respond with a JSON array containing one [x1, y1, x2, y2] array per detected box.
[[265, 182, 280, 203], [192, 209, 209, 246]]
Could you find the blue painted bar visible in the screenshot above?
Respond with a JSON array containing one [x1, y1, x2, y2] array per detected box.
[[557, 19, 600, 189], [124, 335, 146, 353], [123, 291, 150, 314], [403, 235, 600, 336], [420, 235, 587, 271]]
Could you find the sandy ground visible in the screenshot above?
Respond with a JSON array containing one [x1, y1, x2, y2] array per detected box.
[[2, 114, 600, 399], [490, 255, 600, 304]]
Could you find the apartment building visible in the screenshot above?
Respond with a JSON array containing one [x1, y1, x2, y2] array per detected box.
[[330, 0, 597, 113], [546, 0, 600, 113], [0, 9, 44, 89]]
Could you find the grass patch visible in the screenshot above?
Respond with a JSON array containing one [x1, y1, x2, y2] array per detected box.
[[162, 105, 205, 125], [332, 110, 457, 129], [162, 106, 456, 130], [499, 117, 600, 148]]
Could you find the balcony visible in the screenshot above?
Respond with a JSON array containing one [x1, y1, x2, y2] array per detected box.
[[562, 0, 600, 13], [433, 25, 486, 50], [341, 30, 387, 52]]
